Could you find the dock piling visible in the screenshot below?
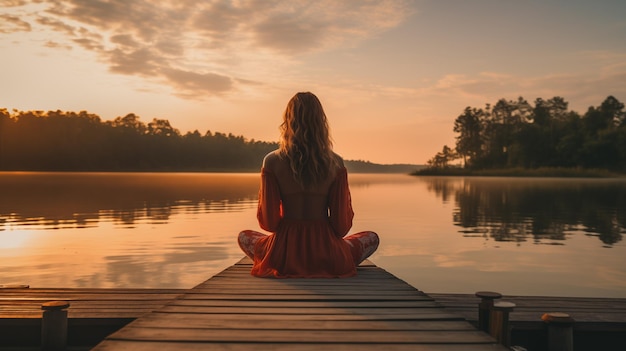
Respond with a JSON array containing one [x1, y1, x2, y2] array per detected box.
[[542, 312, 575, 351], [41, 300, 70, 351], [489, 300, 516, 347], [475, 291, 502, 332]]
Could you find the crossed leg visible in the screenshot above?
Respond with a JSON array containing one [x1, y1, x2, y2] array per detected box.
[[238, 229, 380, 265], [238, 230, 267, 260], [344, 231, 380, 265]]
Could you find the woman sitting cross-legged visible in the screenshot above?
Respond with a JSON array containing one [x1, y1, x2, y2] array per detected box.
[[238, 91, 379, 278]]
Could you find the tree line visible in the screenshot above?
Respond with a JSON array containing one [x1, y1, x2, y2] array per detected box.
[[0, 109, 413, 172], [425, 95, 626, 172], [0, 109, 278, 171]]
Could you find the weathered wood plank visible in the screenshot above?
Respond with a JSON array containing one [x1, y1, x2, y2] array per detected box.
[[150, 311, 464, 321], [168, 299, 438, 308], [0, 288, 185, 293], [131, 314, 477, 330], [0, 293, 183, 300], [0, 301, 177, 308], [192, 281, 418, 289], [93, 340, 509, 351], [183, 289, 427, 296], [0, 313, 145, 319], [431, 293, 626, 309], [107, 327, 497, 344], [164, 299, 435, 307], [162, 293, 431, 301], [156, 305, 449, 315], [191, 282, 417, 290]]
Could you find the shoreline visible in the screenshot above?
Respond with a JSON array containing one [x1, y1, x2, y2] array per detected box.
[[412, 167, 626, 178]]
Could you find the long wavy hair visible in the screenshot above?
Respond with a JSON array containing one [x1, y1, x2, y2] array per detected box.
[[279, 92, 338, 189]]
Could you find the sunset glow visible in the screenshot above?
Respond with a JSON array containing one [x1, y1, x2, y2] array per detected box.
[[1, 0, 625, 164], [0, 228, 34, 250]]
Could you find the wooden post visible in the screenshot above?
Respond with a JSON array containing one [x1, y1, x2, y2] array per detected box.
[[542, 312, 575, 351], [41, 301, 70, 351], [489, 300, 516, 347], [475, 291, 502, 332]]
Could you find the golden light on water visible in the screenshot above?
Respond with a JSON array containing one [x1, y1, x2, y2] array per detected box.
[[0, 229, 35, 250]]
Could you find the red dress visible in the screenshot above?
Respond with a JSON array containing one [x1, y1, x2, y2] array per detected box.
[[248, 167, 360, 278]]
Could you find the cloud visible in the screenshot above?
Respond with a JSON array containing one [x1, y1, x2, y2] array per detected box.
[[108, 47, 162, 76], [249, 1, 412, 54], [420, 68, 626, 113], [44, 40, 71, 50], [72, 37, 104, 52], [0, 14, 31, 33], [3, 0, 413, 99], [0, 0, 28, 7], [253, 13, 326, 53], [36, 15, 74, 35], [109, 34, 139, 48], [160, 68, 233, 98]]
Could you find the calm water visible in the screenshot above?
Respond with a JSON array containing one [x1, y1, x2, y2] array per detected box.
[[1, 172, 625, 298]]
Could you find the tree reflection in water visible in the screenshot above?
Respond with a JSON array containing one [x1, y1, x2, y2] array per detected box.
[[0, 172, 259, 230], [421, 177, 626, 246]]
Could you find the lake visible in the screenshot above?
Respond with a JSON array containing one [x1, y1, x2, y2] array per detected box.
[[1, 172, 625, 298]]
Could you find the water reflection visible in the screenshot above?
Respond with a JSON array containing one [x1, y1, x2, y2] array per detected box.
[[0, 172, 261, 288], [3, 172, 626, 294], [98, 241, 231, 288], [420, 177, 626, 247], [0, 172, 259, 230]]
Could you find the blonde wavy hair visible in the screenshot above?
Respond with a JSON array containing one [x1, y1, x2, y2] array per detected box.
[[279, 92, 339, 188]]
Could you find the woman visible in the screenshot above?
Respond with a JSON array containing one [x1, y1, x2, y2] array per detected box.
[[238, 92, 379, 278]]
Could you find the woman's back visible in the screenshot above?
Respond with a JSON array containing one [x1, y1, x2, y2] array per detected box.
[[263, 151, 342, 220]]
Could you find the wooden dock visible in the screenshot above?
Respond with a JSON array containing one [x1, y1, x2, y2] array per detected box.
[[430, 293, 626, 350], [90, 258, 508, 350], [430, 293, 626, 331], [3, 259, 625, 350], [0, 287, 184, 348]]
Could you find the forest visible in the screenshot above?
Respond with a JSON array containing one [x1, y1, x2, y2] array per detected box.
[[0, 109, 277, 171], [423, 95, 626, 173], [0, 109, 415, 172]]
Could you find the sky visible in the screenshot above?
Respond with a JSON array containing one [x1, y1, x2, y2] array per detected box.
[[1, 0, 625, 164]]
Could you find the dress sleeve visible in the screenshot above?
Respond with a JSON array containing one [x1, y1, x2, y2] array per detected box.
[[328, 167, 354, 238], [257, 168, 282, 232]]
